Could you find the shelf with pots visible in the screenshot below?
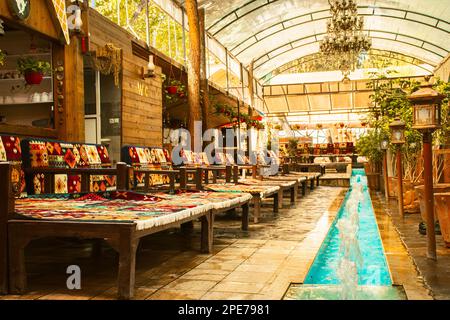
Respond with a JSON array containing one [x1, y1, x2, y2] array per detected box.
[[0, 101, 53, 107]]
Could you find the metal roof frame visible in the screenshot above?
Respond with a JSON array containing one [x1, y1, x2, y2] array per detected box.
[[265, 49, 432, 75], [228, 6, 449, 53], [261, 50, 435, 83], [203, 3, 449, 78], [251, 29, 445, 75], [208, 3, 449, 37]]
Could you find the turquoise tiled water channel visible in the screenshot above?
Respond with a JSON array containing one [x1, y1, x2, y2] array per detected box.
[[284, 169, 406, 300]]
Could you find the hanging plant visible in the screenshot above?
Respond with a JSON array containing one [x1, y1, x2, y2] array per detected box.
[[92, 43, 122, 87], [165, 79, 186, 96], [214, 103, 264, 129], [17, 57, 52, 85], [163, 76, 187, 106]]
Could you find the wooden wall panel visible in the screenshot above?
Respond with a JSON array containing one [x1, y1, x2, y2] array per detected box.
[[88, 9, 163, 147]]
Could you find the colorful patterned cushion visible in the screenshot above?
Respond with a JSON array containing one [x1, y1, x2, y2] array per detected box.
[[0, 135, 26, 197], [0, 138, 6, 161], [121, 145, 173, 188], [21, 138, 114, 195]]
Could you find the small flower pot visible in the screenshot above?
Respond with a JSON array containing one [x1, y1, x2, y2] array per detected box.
[[167, 86, 178, 94], [24, 71, 44, 85]]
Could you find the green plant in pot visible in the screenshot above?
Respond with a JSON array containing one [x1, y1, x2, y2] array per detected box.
[[165, 79, 186, 96], [356, 129, 385, 173], [17, 57, 51, 85]]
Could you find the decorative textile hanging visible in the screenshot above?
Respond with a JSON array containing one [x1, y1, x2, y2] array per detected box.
[[48, 0, 70, 44], [92, 43, 122, 87]]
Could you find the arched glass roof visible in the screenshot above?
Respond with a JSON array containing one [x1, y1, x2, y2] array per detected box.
[[179, 0, 450, 79]]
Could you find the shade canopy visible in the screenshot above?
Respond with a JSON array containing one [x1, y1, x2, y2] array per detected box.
[[179, 0, 450, 80]]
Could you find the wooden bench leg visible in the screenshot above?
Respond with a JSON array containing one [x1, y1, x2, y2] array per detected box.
[[8, 226, 30, 294], [273, 193, 279, 214], [277, 189, 283, 209], [117, 231, 139, 300], [310, 179, 314, 190], [253, 197, 261, 223], [291, 185, 298, 204], [302, 181, 306, 196], [316, 176, 320, 186], [201, 213, 214, 253], [241, 203, 249, 231]]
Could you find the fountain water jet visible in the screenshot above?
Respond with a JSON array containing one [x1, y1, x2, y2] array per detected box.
[[292, 169, 402, 300], [335, 178, 365, 299]]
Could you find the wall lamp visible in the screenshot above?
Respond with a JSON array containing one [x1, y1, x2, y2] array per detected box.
[[141, 55, 156, 79]]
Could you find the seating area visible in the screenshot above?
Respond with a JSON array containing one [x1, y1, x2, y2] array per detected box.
[[0, 135, 323, 299]]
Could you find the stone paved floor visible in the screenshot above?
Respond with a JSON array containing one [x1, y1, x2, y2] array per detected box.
[[376, 193, 450, 300], [371, 192, 432, 300], [0, 186, 432, 300]]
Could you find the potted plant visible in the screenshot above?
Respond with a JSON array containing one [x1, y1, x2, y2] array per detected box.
[[17, 57, 51, 85], [165, 79, 185, 96], [0, 49, 5, 66], [356, 129, 384, 190]]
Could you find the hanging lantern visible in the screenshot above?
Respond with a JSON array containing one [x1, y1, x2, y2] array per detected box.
[[408, 86, 444, 131], [389, 117, 406, 145]]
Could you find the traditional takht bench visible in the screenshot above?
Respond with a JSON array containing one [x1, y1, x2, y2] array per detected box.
[[121, 145, 252, 230]]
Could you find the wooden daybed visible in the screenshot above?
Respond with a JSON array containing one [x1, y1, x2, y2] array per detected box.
[[0, 162, 218, 300]]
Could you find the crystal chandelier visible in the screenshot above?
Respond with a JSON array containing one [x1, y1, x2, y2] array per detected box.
[[320, 0, 372, 81]]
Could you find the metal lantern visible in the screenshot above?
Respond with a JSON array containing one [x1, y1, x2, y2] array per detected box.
[[380, 139, 389, 150], [389, 118, 406, 145], [408, 86, 444, 131]]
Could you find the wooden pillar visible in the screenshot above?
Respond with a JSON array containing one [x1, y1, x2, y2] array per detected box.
[[383, 151, 389, 199], [59, 37, 85, 142], [396, 149, 404, 217], [199, 8, 210, 133], [185, 0, 202, 147], [423, 132, 437, 260], [248, 60, 255, 108]]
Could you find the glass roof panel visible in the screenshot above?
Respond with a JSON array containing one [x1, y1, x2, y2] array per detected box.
[[185, 0, 450, 81]]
